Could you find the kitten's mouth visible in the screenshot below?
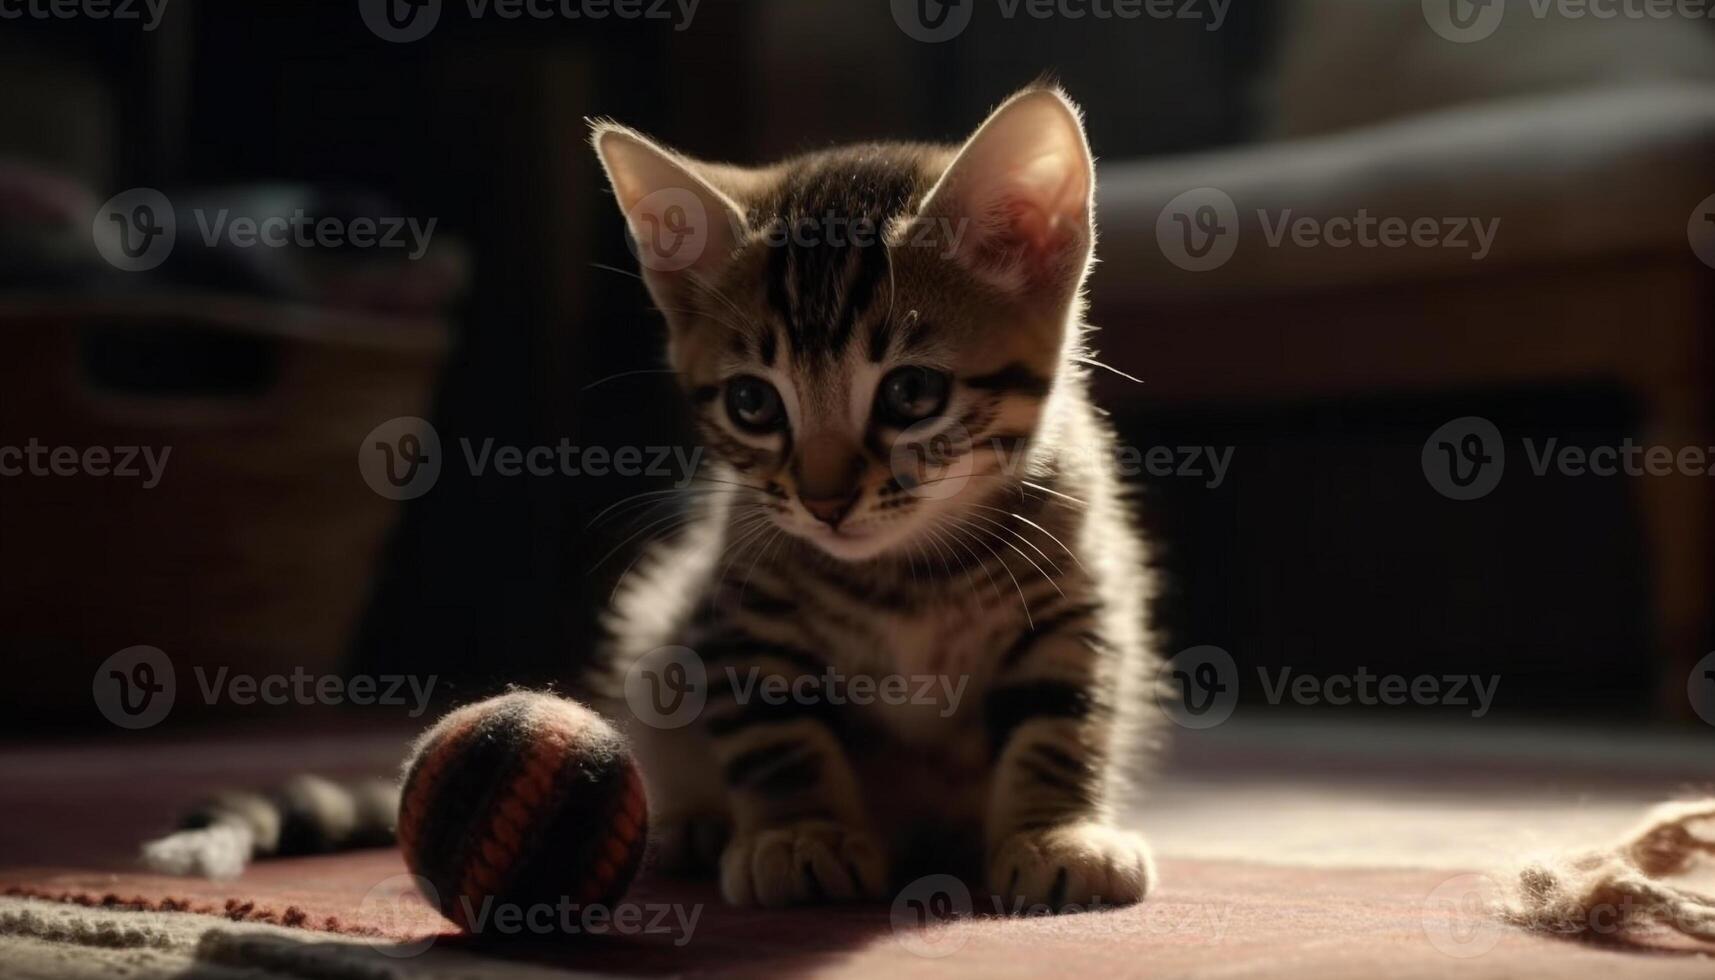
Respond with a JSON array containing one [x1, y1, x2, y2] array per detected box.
[[800, 521, 893, 561], [815, 523, 871, 544]]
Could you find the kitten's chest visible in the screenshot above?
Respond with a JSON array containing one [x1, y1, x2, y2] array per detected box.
[[813, 594, 1018, 741]]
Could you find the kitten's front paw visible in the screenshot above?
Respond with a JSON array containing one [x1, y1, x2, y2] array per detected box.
[[719, 820, 887, 907], [988, 822, 1154, 913]]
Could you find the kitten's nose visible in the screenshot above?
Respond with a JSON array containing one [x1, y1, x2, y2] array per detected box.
[[800, 489, 860, 528]]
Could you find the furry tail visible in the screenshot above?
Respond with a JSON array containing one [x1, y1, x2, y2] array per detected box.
[[140, 775, 399, 879]]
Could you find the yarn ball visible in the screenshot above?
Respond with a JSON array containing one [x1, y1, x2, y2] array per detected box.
[[397, 691, 648, 933]]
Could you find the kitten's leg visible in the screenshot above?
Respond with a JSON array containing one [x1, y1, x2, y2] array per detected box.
[[625, 716, 730, 874], [984, 627, 1154, 912], [700, 644, 886, 907]]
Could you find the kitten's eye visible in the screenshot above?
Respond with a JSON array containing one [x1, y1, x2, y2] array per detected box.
[[725, 375, 785, 434], [876, 366, 951, 427]]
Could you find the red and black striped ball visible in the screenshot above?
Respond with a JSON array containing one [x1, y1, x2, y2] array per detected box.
[[397, 692, 648, 932]]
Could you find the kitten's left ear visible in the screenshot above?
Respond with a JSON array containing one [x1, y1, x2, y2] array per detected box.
[[590, 120, 747, 285], [914, 87, 1095, 294]]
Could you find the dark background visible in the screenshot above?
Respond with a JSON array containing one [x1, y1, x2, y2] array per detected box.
[[3, 0, 1712, 730]]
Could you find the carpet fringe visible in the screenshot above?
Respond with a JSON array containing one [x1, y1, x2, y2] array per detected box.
[[1504, 798, 1715, 945]]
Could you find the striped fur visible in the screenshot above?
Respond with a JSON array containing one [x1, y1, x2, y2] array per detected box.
[[141, 775, 400, 880], [595, 87, 1163, 912]]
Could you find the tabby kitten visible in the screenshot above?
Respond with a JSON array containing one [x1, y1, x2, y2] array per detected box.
[[595, 85, 1161, 912]]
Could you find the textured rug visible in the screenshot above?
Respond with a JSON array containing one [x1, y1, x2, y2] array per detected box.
[[5, 853, 1714, 979], [3, 718, 1712, 978]]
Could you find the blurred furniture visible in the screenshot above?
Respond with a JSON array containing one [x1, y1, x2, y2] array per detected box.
[[1092, 83, 1715, 712], [1263, 0, 1715, 139], [0, 294, 448, 728]]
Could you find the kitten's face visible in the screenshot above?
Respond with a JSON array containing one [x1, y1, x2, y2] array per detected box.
[[679, 237, 1053, 561], [596, 89, 1095, 562]]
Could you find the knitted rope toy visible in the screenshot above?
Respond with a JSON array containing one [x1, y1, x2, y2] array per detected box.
[[1504, 798, 1715, 948], [397, 691, 649, 933]]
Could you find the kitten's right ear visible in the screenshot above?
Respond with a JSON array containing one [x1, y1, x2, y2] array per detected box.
[[590, 121, 746, 282]]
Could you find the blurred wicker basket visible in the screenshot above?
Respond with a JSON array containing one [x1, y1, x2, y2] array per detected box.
[[0, 292, 448, 729]]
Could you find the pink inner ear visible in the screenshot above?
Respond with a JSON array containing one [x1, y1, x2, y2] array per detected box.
[[968, 159, 1090, 282]]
